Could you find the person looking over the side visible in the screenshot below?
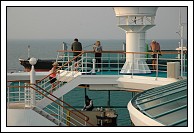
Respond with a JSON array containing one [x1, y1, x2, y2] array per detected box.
[[150, 40, 161, 70], [93, 41, 102, 72], [71, 38, 82, 71], [71, 38, 82, 61], [82, 95, 94, 111], [49, 62, 59, 93]]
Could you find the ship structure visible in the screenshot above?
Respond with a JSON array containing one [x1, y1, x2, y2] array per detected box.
[[7, 7, 187, 128]]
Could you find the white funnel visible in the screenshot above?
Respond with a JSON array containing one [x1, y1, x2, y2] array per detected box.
[[113, 7, 158, 74]]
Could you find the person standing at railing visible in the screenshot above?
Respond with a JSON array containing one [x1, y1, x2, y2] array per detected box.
[[49, 62, 59, 93], [150, 40, 161, 70], [71, 38, 82, 71], [93, 41, 102, 72], [71, 38, 82, 61]]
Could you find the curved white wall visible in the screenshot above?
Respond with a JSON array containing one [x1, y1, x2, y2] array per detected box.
[[127, 101, 164, 126]]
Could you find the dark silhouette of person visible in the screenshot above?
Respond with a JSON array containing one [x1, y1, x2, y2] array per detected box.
[[82, 95, 94, 111], [71, 38, 82, 61]]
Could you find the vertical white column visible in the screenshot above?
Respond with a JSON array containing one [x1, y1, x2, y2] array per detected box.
[[92, 59, 96, 74], [29, 57, 37, 106], [30, 65, 36, 106], [126, 32, 139, 61]]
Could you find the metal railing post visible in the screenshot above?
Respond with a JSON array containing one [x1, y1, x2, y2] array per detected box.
[[7, 86, 10, 108], [56, 52, 59, 62], [131, 53, 134, 78], [108, 53, 110, 71], [155, 53, 158, 80], [19, 81, 21, 102], [85, 53, 88, 72], [30, 65, 36, 106], [183, 53, 186, 75], [24, 83, 31, 107], [66, 110, 70, 126], [71, 61, 74, 72], [92, 58, 96, 74], [85, 117, 87, 126], [68, 52, 70, 70], [118, 53, 119, 75], [81, 54, 84, 72]]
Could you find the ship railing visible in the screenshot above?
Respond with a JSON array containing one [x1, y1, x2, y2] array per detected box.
[[7, 68, 21, 73], [7, 51, 187, 125], [57, 50, 127, 75], [7, 81, 94, 126], [35, 50, 187, 97], [8, 51, 186, 114], [10, 52, 86, 106], [35, 52, 84, 97], [56, 50, 187, 78], [7, 80, 28, 106]]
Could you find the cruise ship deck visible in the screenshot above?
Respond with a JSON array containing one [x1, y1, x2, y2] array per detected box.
[[7, 50, 187, 126]]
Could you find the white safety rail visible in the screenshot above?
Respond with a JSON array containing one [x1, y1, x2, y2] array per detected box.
[[31, 50, 188, 103], [7, 50, 187, 106], [56, 50, 187, 77], [7, 80, 94, 126]]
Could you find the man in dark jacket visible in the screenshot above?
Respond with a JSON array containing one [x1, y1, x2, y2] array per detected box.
[[82, 95, 94, 111], [71, 38, 82, 61]]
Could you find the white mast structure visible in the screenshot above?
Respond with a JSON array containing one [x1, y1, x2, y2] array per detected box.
[[179, 8, 184, 77], [176, 8, 187, 77], [113, 7, 158, 74]]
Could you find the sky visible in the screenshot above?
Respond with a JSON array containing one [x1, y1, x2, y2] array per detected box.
[[5, 3, 188, 40], [1, 1, 193, 132]]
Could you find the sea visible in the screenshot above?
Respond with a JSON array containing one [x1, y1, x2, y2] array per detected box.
[[6, 38, 187, 126]]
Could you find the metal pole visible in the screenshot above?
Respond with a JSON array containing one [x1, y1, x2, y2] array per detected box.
[[92, 58, 96, 74], [29, 57, 37, 106], [84, 88, 87, 96], [68, 52, 70, 69], [131, 53, 134, 78], [180, 25, 184, 77], [179, 7, 184, 78], [81, 54, 84, 72], [118, 53, 119, 75], [85, 53, 87, 72], [183, 53, 186, 75], [71, 61, 74, 72], [7, 86, 10, 108], [155, 53, 158, 80], [107, 90, 110, 107], [30, 65, 36, 106], [28, 45, 30, 58]]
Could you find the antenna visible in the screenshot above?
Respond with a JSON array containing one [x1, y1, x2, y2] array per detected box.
[[28, 45, 30, 58], [179, 8, 181, 26]]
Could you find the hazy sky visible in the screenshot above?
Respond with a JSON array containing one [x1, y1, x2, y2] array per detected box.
[[6, 5, 188, 40]]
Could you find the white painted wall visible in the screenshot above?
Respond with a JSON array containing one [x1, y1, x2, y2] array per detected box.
[[7, 109, 56, 126], [127, 101, 164, 126]]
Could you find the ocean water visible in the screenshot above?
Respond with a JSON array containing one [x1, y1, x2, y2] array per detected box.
[[7, 38, 187, 71], [7, 39, 187, 126]]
